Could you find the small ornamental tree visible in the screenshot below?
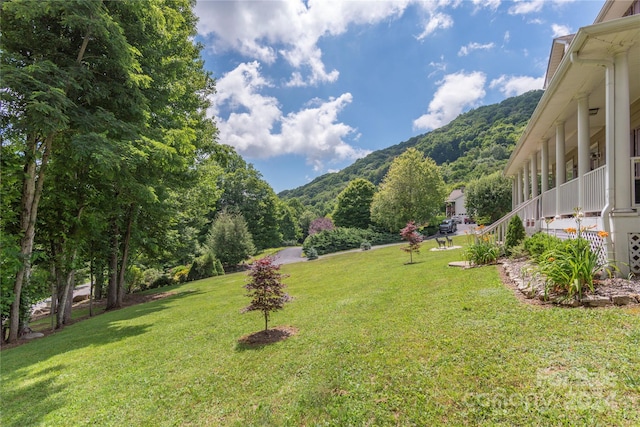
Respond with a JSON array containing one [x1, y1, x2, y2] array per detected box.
[[400, 221, 423, 264], [242, 256, 291, 332], [308, 217, 335, 236]]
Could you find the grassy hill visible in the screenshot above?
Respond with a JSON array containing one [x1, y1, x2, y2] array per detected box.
[[2, 240, 639, 426], [279, 90, 543, 213]]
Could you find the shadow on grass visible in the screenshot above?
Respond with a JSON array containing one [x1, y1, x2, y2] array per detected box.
[[1, 364, 66, 427], [3, 290, 202, 360]]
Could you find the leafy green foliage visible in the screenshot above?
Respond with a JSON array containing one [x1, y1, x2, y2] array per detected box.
[[524, 233, 563, 262], [305, 247, 319, 260], [371, 148, 446, 231], [465, 171, 512, 224], [535, 211, 616, 300], [464, 232, 502, 266], [505, 216, 526, 252], [187, 252, 223, 282], [207, 212, 256, 268], [537, 238, 606, 300], [332, 178, 376, 229], [242, 256, 291, 331], [303, 227, 400, 256]]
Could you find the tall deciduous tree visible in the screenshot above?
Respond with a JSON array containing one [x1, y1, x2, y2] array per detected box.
[[217, 155, 282, 250], [0, 0, 147, 341], [370, 148, 446, 232], [465, 171, 512, 225], [332, 178, 376, 229]]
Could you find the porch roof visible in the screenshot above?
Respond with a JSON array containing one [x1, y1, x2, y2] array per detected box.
[[505, 14, 640, 177]]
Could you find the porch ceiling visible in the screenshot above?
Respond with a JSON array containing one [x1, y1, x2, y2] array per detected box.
[[505, 15, 640, 177]]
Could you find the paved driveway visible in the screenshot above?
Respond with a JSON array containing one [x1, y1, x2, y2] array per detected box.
[[274, 247, 306, 264]]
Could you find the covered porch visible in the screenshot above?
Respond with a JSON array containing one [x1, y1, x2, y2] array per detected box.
[[492, 13, 640, 276]]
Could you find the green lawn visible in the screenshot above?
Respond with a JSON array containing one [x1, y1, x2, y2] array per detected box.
[[2, 240, 639, 426]]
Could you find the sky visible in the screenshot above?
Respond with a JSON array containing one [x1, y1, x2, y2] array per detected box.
[[193, 0, 605, 193]]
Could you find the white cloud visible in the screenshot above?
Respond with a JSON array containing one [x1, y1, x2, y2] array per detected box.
[[416, 12, 454, 40], [490, 74, 544, 96], [458, 42, 495, 56], [413, 71, 487, 131], [195, 0, 410, 86], [472, 0, 501, 10], [551, 23, 572, 38], [508, 0, 545, 15], [509, 0, 576, 15], [211, 62, 369, 170]]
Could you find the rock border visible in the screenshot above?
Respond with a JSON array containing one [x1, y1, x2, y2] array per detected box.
[[499, 257, 640, 308]]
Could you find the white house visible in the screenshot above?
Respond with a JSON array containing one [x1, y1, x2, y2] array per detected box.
[[446, 189, 466, 218], [487, 0, 640, 276]]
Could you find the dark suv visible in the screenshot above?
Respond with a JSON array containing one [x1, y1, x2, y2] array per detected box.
[[439, 219, 457, 234]]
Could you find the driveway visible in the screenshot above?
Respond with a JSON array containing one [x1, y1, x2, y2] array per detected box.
[[274, 247, 306, 264]]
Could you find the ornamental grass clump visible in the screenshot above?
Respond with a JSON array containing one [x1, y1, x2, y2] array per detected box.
[[536, 208, 616, 300], [464, 226, 501, 266]]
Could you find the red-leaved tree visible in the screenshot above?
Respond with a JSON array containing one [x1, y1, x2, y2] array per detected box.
[[242, 256, 291, 331], [308, 217, 335, 236], [400, 221, 423, 264]]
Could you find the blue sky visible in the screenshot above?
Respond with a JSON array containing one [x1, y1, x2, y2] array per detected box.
[[194, 0, 604, 193]]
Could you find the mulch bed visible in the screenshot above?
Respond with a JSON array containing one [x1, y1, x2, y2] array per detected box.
[[237, 326, 298, 346]]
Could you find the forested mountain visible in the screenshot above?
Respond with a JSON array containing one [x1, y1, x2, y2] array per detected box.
[[279, 90, 543, 214]]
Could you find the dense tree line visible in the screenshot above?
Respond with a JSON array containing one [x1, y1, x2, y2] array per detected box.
[[0, 0, 312, 343]]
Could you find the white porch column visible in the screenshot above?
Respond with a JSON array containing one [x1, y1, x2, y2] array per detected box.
[[614, 49, 632, 211], [541, 139, 549, 193], [555, 121, 566, 217], [577, 94, 590, 210], [517, 169, 523, 205], [523, 161, 530, 202], [530, 152, 539, 199]]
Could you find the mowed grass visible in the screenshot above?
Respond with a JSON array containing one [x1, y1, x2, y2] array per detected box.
[[2, 240, 640, 426]]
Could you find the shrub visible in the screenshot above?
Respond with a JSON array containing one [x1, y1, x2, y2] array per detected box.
[[464, 233, 501, 266], [214, 258, 225, 275], [306, 247, 318, 260], [360, 240, 372, 251], [535, 208, 616, 300], [171, 265, 190, 283], [524, 232, 563, 262], [187, 252, 219, 282], [149, 274, 175, 289], [302, 227, 400, 256], [505, 215, 526, 253], [308, 217, 335, 236]]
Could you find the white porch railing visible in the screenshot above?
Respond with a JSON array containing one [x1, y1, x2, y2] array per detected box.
[[557, 179, 579, 215], [584, 165, 606, 212], [633, 157, 640, 207], [480, 196, 540, 242], [542, 188, 556, 217]]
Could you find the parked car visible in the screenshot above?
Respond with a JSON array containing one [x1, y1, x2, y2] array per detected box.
[[439, 219, 457, 234], [451, 216, 463, 224]]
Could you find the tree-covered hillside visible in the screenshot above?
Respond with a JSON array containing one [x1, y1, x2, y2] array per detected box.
[[279, 90, 542, 213]]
